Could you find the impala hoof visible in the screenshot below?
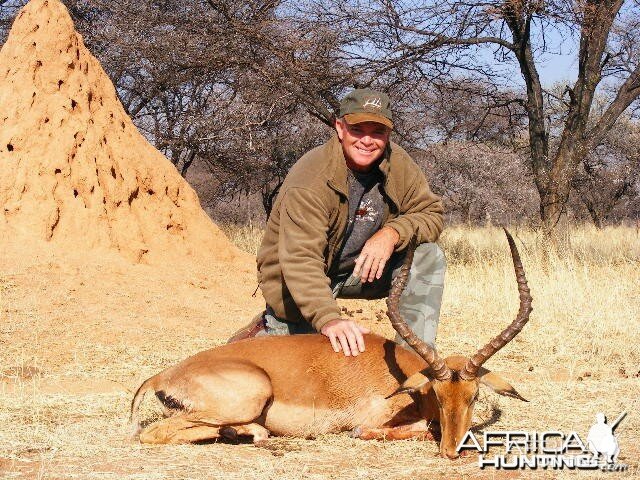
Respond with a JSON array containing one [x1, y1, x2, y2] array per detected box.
[[350, 426, 363, 438], [219, 426, 239, 443]]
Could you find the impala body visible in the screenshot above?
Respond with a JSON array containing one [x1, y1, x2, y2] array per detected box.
[[132, 230, 532, 459], [134, 334, 423, 437]]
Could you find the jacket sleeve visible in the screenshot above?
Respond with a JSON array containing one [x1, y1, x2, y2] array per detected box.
[[383, 165, 444, 251], [278, 187, 341, 331]]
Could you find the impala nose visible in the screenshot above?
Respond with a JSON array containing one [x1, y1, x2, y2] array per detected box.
[[443, 448, 460, 460]]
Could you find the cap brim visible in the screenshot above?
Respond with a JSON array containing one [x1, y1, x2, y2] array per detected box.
[[344, 113, 393, 129]]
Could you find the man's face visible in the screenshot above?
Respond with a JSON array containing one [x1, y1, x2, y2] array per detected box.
[[335, 119, 391, 172]]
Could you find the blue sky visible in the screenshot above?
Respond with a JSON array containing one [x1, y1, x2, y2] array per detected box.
[[536, 50, 578, 87], [503, 25, 580, 88]]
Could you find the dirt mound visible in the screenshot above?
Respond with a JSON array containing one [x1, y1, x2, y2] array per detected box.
[[0, 0, 241, 264]]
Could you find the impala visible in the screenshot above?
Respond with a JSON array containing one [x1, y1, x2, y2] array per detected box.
[[131, 229, 532, 459]]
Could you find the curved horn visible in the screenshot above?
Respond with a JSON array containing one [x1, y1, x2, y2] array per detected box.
[[386, 236, 452, 382], [459, 228, 533, 380]]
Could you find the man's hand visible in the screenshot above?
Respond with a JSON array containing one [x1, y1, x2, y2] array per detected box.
[[320, 319, 370, 356], [353, 227, 400, 283]]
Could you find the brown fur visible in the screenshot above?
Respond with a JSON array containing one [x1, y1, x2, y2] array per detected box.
[[131, 335, 526, 458]]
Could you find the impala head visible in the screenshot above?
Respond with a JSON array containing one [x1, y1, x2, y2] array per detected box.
[[387, 229, 533, 459]]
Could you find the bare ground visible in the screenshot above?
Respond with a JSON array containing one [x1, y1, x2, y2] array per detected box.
[[1, 228, 639, 479]]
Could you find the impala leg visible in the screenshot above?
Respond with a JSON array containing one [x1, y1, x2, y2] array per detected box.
[[353, 419, 436, 441], [140, 414, 222, 444], [140, 413, 271, 445], [232, 422, 270, 442], [140, 361, 274, 445]]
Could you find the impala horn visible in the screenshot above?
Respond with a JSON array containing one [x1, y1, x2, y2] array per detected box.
[[459, 228, 533, 380], [386, 235, 452, 381]]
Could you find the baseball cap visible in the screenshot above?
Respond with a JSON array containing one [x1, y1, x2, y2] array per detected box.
[[338, 88, 393, 129]]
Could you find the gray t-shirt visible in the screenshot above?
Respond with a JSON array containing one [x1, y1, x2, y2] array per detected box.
[[337, 169, 385, 273]]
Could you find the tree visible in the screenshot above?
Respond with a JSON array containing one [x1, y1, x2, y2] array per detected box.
[[416, 141, 538, 225], [74, 0, 356, 215], [571, 116, 640, 226], [4, 0, 638, 226], [2, 0, 349, 218], [0, 0, 26, 42], [312, 0, 640, 240]]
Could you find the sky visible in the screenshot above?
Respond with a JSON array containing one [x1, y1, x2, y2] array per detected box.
[[458, 23, 580, 93], [535, 50, 579, 87], [498, 24, 580, 88]]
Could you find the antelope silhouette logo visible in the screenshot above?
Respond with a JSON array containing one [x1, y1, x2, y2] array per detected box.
[[363, 97, 382, 109]]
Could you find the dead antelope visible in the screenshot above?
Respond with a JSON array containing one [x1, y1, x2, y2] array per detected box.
[[131, 229, 532, 459]]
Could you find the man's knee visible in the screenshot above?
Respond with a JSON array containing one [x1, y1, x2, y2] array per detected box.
[[411, 242, 446, 279]]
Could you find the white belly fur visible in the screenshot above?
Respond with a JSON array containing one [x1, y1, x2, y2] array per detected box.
[[263, 394, 394, 437]]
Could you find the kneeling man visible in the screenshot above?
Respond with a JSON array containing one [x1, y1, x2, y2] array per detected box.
[[232, 89, 446, 356]]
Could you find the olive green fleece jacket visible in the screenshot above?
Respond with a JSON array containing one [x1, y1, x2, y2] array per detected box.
[[256, 134, 444, 332]]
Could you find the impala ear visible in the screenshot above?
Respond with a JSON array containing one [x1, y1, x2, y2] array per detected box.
[[477, 368, 528, 402], [386, 371, 431, 399]]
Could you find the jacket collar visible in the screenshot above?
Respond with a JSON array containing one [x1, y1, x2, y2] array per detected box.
[[327, 134, 349, 197], [326, 134, 393, 199]]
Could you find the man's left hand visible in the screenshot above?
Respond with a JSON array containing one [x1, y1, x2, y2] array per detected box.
[[353, 227, 400, 283]]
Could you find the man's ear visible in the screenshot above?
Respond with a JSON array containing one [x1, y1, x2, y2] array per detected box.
[[335, 118, 345, 141], [386, 371, 431, 399], [477, 367, 528, 402]]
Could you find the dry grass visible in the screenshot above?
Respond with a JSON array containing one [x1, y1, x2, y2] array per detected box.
[[1, 225, 639, 479]]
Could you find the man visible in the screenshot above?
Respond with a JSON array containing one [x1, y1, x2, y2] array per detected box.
[[230, 88, 446, 356]]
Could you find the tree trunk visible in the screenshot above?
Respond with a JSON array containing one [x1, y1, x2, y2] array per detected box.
[[539, 144, 588, 246], [586, 205, 604, 229]]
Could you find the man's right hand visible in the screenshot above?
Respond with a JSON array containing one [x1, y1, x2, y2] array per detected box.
[[320, 318, 370, 356]]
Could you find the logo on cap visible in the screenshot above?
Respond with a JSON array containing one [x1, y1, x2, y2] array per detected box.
[[363, 97, 382, 110]]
